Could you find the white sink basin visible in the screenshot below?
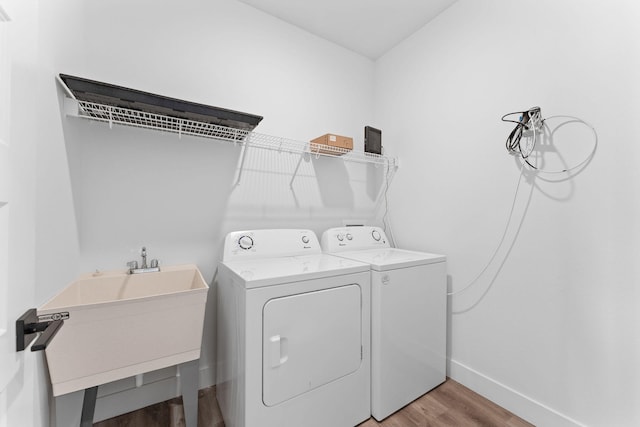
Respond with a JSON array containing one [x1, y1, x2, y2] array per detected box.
[[38, 264, 209, 396]]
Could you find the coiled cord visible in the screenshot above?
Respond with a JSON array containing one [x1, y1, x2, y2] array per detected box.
[[503, 106, 542, 165], [503, 108, 597, 173]]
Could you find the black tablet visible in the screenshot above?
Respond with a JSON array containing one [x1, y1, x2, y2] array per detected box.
[[364, 126, 382, 155]]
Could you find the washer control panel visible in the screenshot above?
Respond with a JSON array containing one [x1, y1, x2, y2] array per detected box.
[[222, 229, 321, 261], [321, 226, 390, 252], [238, 235, 254, 250]]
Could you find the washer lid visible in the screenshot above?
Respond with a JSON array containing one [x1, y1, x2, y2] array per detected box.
[[220, 253, 369, 288], [333, 248, 445, 271]]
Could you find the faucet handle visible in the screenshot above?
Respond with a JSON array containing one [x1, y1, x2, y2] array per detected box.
[[150, 259, 159, 268], [126, 260, 138, 270]]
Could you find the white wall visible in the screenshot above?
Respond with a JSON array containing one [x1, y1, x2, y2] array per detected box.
[[71, 0, 379, 276], [45, 0, 382, 424], [0, 2, 41, 425], [1, 0, 84, 426], [375, 1, 640, 426]]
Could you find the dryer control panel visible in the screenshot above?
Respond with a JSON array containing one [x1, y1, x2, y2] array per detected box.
[[321, 226, 390, 252], [222, 229, 321, 261]]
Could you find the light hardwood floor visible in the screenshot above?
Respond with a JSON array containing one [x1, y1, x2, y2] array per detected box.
[[94, 378, 534, 427], [356, 380, 534, 427]]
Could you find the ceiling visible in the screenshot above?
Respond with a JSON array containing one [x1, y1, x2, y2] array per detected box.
[[237, 0, 459, 59]]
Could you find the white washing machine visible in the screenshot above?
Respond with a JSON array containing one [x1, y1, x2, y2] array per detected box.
[[216, 229, 371, 427], [321, 226, 446, 421]]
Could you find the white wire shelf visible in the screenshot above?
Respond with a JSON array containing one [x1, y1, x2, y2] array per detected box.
[[65, 98, 396, 168], [72, 100, 251, 143]]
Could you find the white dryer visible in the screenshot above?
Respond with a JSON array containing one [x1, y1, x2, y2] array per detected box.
[[322, 226, 446, 421], [216, 229, 371, 427]]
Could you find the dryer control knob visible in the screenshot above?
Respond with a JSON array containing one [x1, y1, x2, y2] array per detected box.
[[346, 233, 353, 240], [238, 235, 254, 250], [371, 230, 381, 241], [337, 234, 344, 242], [302, 235, 310, 244]]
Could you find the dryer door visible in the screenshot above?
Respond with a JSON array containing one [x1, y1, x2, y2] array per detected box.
[[262, 284, 362, 407]]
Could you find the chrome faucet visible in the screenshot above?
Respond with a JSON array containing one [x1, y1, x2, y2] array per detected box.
[[141, 246, 148, 269], [127, 246, 160, 274]]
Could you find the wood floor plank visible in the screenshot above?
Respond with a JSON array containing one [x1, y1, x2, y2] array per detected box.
[[93, 388, 224, 427], [95, 379, 533, 427], [357, 379, 535, 427], [506, 415, 538, 427]]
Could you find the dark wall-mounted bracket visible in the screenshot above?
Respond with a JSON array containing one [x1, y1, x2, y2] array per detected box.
[[16, 308, 64, 352]]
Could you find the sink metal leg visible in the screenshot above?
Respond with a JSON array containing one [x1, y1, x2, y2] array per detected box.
[[179, 360, 199, 427], [80, 386, 98, 427]]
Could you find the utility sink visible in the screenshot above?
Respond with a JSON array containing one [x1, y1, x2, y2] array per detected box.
[[38, 264, 209, 396]]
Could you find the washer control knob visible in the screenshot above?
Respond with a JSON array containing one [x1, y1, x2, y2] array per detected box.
[[346, 233, 353, 240], [302, 235, 310, 244], [371, 230, 381, 241], [238, 235, 254, 250], [337, 234, 344, 242]]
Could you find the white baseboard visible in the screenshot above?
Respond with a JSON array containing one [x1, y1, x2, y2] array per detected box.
[[94, 365, 216, 422], [448, 359, 586, 427], [53, 365, 217, 426], [94, 376, 179, 422], [199, 364, 216, 390]]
